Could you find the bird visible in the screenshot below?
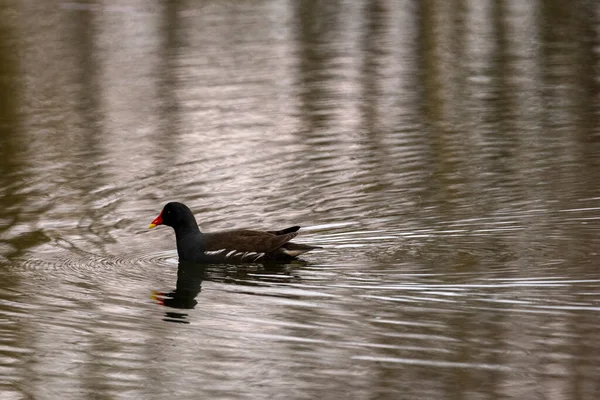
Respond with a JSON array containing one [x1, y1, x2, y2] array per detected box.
[[148, 202, 320, 263]]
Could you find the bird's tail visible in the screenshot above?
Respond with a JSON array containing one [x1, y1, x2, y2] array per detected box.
[[281, 242, 322, 257]]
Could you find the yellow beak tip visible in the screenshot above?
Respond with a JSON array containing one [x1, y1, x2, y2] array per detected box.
[[148, 223, 157, 229]]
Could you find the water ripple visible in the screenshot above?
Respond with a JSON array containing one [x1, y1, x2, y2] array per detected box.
[[10, 249, 176, 283], [352, 356, 513, 372]]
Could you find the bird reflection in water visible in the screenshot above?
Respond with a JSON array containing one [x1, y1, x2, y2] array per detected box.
[[152, 261, 205, 324], [152, 261, 303, 324]]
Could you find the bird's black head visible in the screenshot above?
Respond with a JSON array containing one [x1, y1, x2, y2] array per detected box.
[[149, 202, 199, 232]]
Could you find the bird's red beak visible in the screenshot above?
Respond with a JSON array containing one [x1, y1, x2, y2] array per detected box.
[[151, 290, 165, 305], [149, 212, 163, 229]]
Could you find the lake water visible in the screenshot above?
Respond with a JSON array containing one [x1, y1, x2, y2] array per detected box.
[[1, 1, 600, 399]]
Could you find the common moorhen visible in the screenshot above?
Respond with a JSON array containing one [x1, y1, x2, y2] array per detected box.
[[149, 202, 320, 263]]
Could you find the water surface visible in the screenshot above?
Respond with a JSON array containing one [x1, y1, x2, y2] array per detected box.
[[1, 1, 600, 399]]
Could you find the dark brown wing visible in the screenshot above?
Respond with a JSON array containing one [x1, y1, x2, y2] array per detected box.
[[203, 229, 298, 253], [266, 226, 300, 235]]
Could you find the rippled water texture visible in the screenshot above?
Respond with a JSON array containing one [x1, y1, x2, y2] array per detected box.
[[1, 1, 600, 399]]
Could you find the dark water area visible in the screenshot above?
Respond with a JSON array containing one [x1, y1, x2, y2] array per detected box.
[[1, 1, 600, 399]]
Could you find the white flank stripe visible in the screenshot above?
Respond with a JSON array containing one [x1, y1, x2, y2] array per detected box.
[[204, 249, 265, 261], [205, 249, 226, 256]]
